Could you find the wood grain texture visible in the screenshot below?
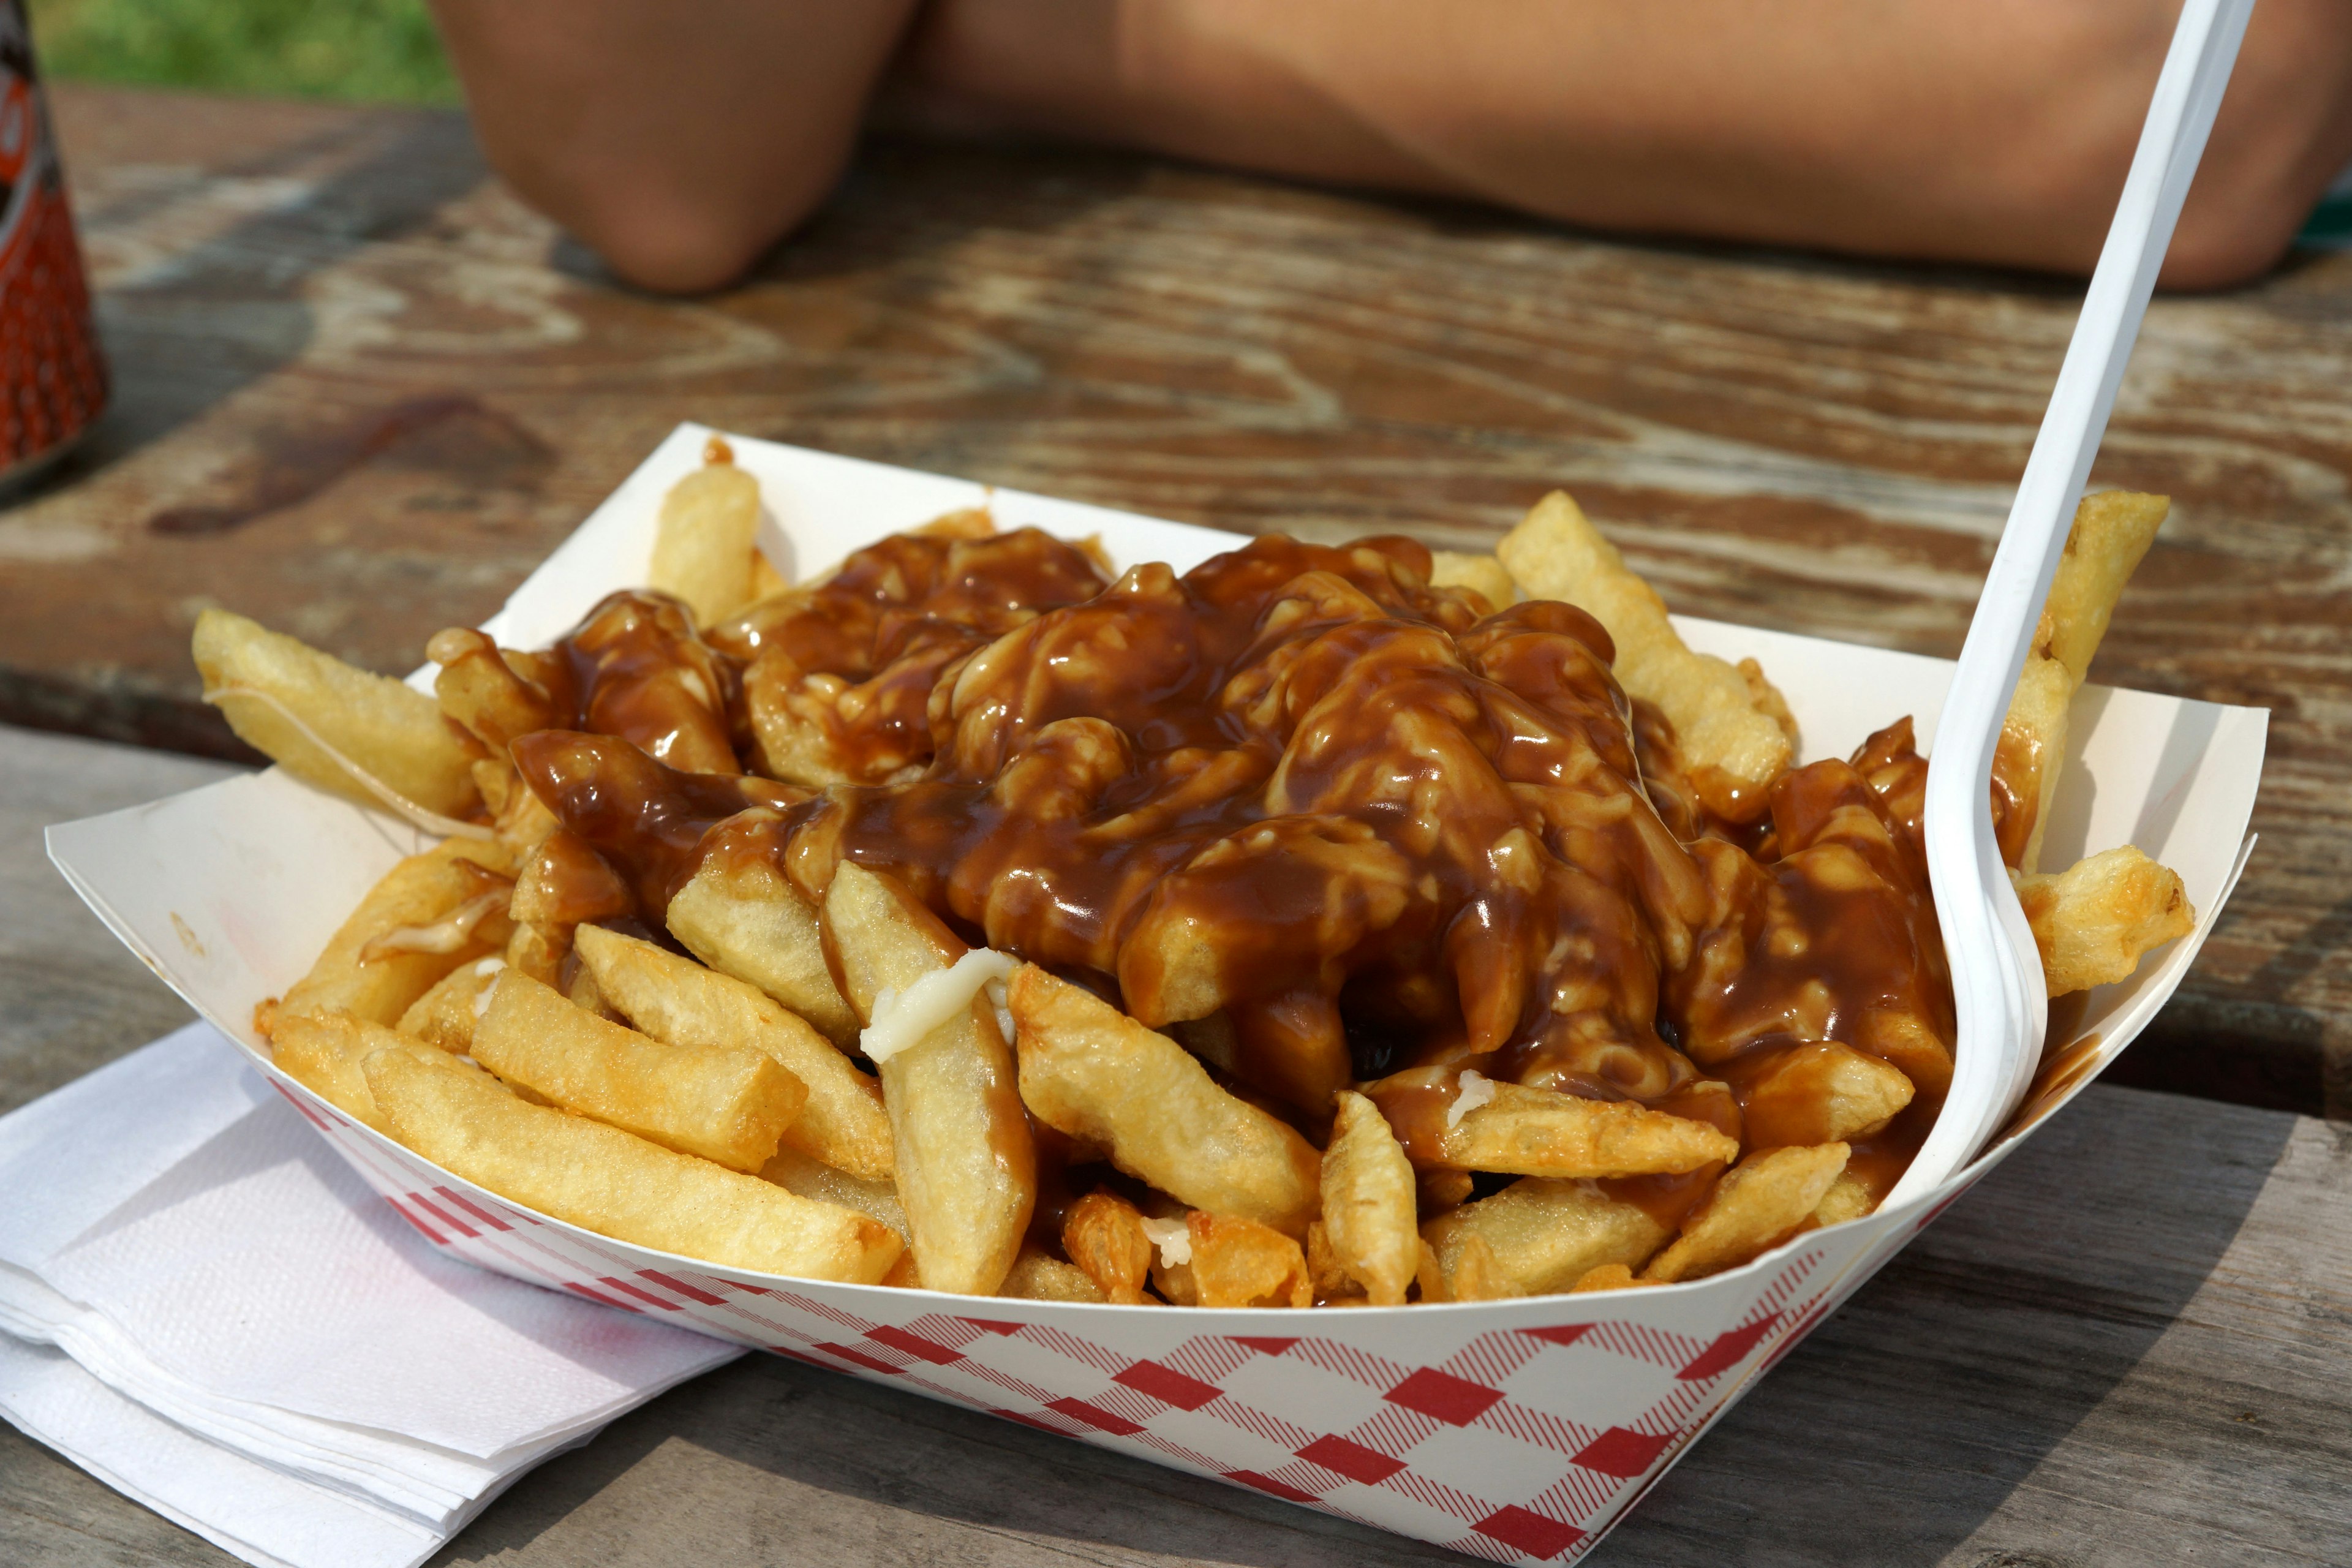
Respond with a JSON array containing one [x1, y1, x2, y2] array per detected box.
[[1, 83, 2345, 1118], [0, 725, 237, 1117]]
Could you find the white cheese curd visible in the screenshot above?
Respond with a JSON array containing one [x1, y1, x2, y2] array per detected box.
[[859, 948, 1020, 1065], [469, 958, 508, 1020], [1139, 1215, 1192, 1268], [1446, 1069, 1496, 1129]]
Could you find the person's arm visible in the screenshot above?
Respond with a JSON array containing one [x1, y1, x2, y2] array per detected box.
[[894, 0, 2352, 288], [426, 0, 922, 293]]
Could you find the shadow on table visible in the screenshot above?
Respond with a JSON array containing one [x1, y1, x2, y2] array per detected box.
[[47, 110, 488, 499], [432, 1085, 2289, 1568]]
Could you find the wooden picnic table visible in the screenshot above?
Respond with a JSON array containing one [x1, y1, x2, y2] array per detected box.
[[5, 721, 2350, 1567], [1, 81, 2350, 1566], [7, 86, 2350, 1123]]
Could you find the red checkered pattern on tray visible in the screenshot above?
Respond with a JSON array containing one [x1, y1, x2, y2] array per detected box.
[[277, 1082, 1883, 1564]]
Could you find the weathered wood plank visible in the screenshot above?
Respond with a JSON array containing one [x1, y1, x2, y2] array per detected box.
[[0, 725, 237, 1117], [6, 86, 2343, 1114]]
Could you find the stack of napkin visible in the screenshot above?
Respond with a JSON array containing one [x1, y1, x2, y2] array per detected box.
[[0, 1023, 742, 1568]]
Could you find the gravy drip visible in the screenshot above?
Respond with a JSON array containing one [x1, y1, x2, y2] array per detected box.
[[711, 527, 1111, 788], [508, 529, 1956, 1204]]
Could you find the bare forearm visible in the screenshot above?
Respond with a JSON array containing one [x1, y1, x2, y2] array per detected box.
[[429, 0, 920, 292], [900, 0, 2352, 287]]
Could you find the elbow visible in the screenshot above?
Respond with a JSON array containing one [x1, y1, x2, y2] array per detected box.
[[2007, 0, 2352, 290], [562, 189, 808, 296], [477, 133, 848, 296]]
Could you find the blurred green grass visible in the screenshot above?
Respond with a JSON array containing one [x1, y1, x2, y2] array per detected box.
[[27, 0, 458, 104]]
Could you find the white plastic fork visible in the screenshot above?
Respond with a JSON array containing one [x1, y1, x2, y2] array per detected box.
[[1884, 0, 2256, 1208]]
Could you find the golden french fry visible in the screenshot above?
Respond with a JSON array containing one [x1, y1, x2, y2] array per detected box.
[[566, 959, 625, 1022], [1422, 1178, 1670, 1300], [759, 1146, 910, 1246], [1738, 1042, 1914, 1148], [748, 548, 790, 603], [1642, 1144, 1850, 1283], [1319, 1091, 1417, 1305], [823, 864, 1035, 1297], [648, 446, 763, 628], [1062, 1190, 1155, 1305], [271, 1012, 491, 1131], [1809, 1170, 1877, 1229], [194, 609, 480, 821], [1150, 1246, 1198, 1306], [1996, 651, 2073, 870], [394, 956, 507, 1053], [1414, 1238, 1447, 1303], [2014, 845, 2196, 996], [1187, 1212, 1310, 1308], [1446, 1235, 1512, 1302], [1568, 1263, 1660, 1294], [472, 972, 806, 1172], [275, 840, 514, 1028], [1496, 491, 1793, 819], [999, 1247, 1108, 1303], [576, 923, 895, 1182], [1737, 657, 1798, 746], [503, 919, 567, 988], [2043, 491, 2168, 686], [1999, 491, 2169, 871], [1305, 1221, 1350, 1303], [363, 1047, 899, 1281], [1428, 550, 1517, 616], [1009, 965, 1321, 1238], [426, 628, 557, 760], [1404, 1076, 1740, 1178], [1418, 1168, 1474, 1216], [667, 857, 861, 1049]]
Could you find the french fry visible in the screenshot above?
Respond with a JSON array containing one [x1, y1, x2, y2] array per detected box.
[[1809, 1170, 1877, 1229], [1999, 491, 2169, 871], [575, 923, 895, 1181], [648, 443, 763, 628], [426, 628, 557, 759], [274, 840, 514, 1028], [1496, 491, 1793, 820], [2014, 846, 2196, 996], [1400, 1076, 1740, 1178], [1428, 550, 1517, 616], [394, 956, 507, 1053], [1568, 1263, 1660, 1294], [271, 1012, 490, 1131], [1000, 1247, 1108, 1303], [1996, 652, 2073, 870], [1009, 965, 1321, 1238], [1061, 1190, 1154, 1305], [1737, 1042, 1914, 1148], [363, 1047, 900, 1282], [472, 972, 806, 1172], [667, 857, 861, 1049], [1319, 1091, 1418, 1305], [194, 609, 481, 821], [2043, 492, 2169, 686], [1422, 1178, 1671, 1300], [1186, 1212, 1311, 1308], [1418, 1168, 1474, 1216], [503, 919, 567, 988], [823, 864, 1035, 1297], [759, 1146, 910, 1246], [1642, 1144, 1850, 1283]]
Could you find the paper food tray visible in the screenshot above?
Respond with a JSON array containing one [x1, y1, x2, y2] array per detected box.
[[48, 426, 2265, 1564]]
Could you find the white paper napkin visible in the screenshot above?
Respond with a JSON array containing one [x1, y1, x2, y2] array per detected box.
[[0, 1023, 743, 1568]]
